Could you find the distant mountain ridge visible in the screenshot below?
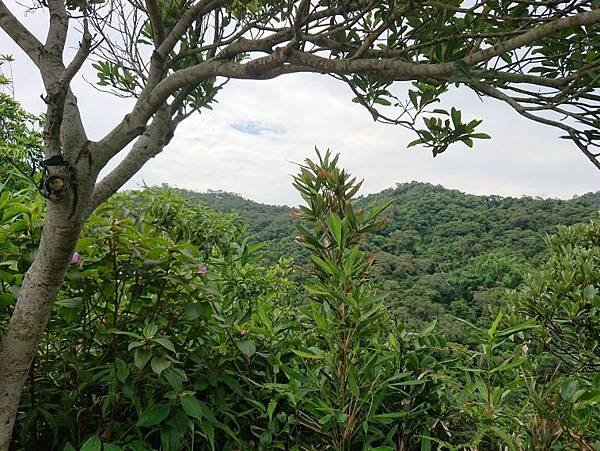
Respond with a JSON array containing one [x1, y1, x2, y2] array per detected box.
[[181, 182, 600, 210], [180, 182, 600, 245], [180, 182, 599, 338]]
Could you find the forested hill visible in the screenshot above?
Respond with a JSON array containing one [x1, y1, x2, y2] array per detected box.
[[182, 182, 599, 338], [181, 182, 599, 254]]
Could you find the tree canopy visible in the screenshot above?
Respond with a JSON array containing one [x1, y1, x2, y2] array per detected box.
[[185, 182, 600, 340], [1, 158, 599, 450], [0, 0, 599, 445]]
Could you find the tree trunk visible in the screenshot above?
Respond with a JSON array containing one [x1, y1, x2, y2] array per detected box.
[[0, 203, 82, 450]]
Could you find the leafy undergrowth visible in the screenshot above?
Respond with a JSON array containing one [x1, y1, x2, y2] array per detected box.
[[0, 153, 598, 450]]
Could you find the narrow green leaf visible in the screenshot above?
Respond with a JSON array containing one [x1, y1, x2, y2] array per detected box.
[[181, 395, 203, 420], [103, 445, 123, 451], [137, 404, 171, 427], [374, 97, 391, 106], [407, 138, 424, 148], [420, 436, 432, 451], [114, 358, 128, 383], [292, 349, 324, 360], [310, 302, 328, 331], [451, 107, 461, 128], [326, 212, 343, 248], [348, 368, 360, 397], [267, 399, 277, 421], [488, 310, 503, 338]]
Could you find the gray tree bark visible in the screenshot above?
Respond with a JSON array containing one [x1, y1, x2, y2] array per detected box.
[[0, 205, 82, 449], [0, 109, 171, 449]]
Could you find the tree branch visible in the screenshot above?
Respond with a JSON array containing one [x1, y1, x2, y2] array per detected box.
[[155, 0, 226, 59], [145, 0, 165, 46], [463, 9, 600, 67], [0, 1, 89, 162], [468, 79, 600, 170], [0, 0, 44, 67], [63, 30, 93, 87], [46, 0, 69, 58], [86, 107, 175, 214]]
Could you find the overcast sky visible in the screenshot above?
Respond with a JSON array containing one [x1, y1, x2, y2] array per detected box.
[[1, 1, 598, 206]]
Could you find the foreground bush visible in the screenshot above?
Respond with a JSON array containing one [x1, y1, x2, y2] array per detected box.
[[1, 154, 598, 450]]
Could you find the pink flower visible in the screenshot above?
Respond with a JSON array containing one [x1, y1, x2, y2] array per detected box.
[[198, 263, 208, 276], [71, 252, 83, 269]]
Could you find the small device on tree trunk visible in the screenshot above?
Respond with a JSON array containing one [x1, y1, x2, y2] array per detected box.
[[41, 155, 68, 200]]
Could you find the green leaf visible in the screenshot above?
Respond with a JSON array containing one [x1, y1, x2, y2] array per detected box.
[[500, 52, 512, 64], [163, 367, 187, 390], [185, 302, 212, 320], [181, 395, 204, 420], [55, 297, 82, 308], [409, 90, 419, 109], [348, 368, 360, 397], [372, 411, 409, 423], [80, 434, 101, 451], [420, 436, 432, 451], [336, 412, 348, 423], [0, 293, 14, 306], [267, 399, 277, 421], [583, 284, 596, 300], [451, 107, 461, 128], [310, 301, 328, 331], [310, 255, 338, 276], [374, 97, 391, 106], [292, 349, 324, 360], [237, 340, 256, 358], [103, 445, 123, 451], [406, 137, 423, 147], [143, 324, 158, 338], [110, 330, 141, 339], [495, 322, 537, 339], [128, 340, 143, 351], [326, 212, 343, 247], [134, 349, 152, 370], [454, 316, 484, 333], [153, 337, 176, 353], [137, 404, 171, 427], [421, 319, 437, 336], [151, 356, 171, 375], [490, 356, 526, 373], [561, 380, 578, 401], [114, 358, 128, 383], [488, 310, 503, 338]]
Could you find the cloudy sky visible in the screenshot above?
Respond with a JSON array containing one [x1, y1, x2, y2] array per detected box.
[[1, 1, 598, 206]]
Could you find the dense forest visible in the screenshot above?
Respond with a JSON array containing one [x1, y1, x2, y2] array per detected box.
[[1, 0, 600, 447], [183, 183, 600, 340], [1, 151, 599, 450]]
